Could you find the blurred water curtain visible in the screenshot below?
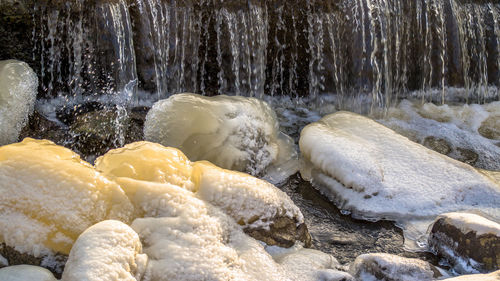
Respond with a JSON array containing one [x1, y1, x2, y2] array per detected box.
[[33, 0, 500, 107]]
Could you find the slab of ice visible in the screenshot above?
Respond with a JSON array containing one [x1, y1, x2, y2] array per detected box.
[[62, 220, 147, 281], [144, 93, 298, 184], [299, 112, 500, 249], [379, 100, 500, 170], [0, 60, 37, 145], [0, 265, 57, 281], [0, 138, 134, 256]]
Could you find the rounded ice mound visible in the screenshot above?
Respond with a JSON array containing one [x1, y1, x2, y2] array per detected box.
[[95, 141, 309, 247], [0, 138, 134, 256], [0, 265, 57, 281], [62, 220, 147, 281], [299, 111, 500, 242], [144, 93, 298, 184], [0, 60, 38, 145]]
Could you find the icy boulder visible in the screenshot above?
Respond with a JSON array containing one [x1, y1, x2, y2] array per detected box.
[[95, 141, 310, 248], [144, 93, 298, 184], [0, 265, 57, 281], [62, 220, 147, 281], [299, 112, 500, 247], [0, 138, 134, 256], [0, 60, 37, 145], [429, 212, 500, 274], [348, 253, 440, 281], [379, 100, 500, 170]]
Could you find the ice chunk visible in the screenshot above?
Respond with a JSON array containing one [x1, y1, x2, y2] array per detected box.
[[349, 253, 439, 281], [95, 141, 304, 231], [299, 112, 500, 249], [144, 93, 298, 184], [62, 220, 147, 281], [444, 270, 500, 281], [0, 138, 134, 256], [0, 265, 57, 281], [0, 60, 37, 145], [379, 100, 500, 170]]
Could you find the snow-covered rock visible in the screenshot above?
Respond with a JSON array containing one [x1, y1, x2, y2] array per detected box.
[[348, 253, 440, 281], [0, 60, 37, 145], [62, 220, 147, 281], [144, 93, 298, 184], [443, 270, 500, 281], [0, 265, 57, 281], [379, 100, 500, 170], [429, 212, 500, 274], [96, 141, 310, 247], [0, 138, 134, 256], [299, 111, 500, 246]]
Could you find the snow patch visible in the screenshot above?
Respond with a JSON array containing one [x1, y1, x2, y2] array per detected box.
[[438, 212, 500, 237], [144, 93, 298, 184], [0, 60, 37, 145]]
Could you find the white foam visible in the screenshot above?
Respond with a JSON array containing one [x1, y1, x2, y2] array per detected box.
[[144, 93, 298, 184], [0, 60, 37, 145]]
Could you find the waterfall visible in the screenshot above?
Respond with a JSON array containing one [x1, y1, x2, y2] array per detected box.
[[32, 0, 500, 109]]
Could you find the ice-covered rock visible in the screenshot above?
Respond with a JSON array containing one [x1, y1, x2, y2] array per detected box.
[[0, 60, 37, 145], [96, 141, 309, 247], [144, 93, 298, 184], [443, 270, 500, 281], [299, 111, 500, 236], [429, 212, 500, 274], [62, 220, 147, 281], [348, 253, 440, 281], [379, 100, 500, 170], [0, 265, 57, 281], [0, 138, 134, 256]]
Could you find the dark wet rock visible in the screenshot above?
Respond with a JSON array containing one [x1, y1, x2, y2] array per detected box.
[[0, 243, 66, 279], [56, 101, 105, 126], [443, 270, 500, 280], [244, 216, 312, 248], [479, 116, 500, 141], [124, 106, 149, 144], [348, 253, 441, 281], [429, 213, 500, 274], [18, 110, 70, 146], [423, 136, 452, 155], [456, 148, 479, 166]]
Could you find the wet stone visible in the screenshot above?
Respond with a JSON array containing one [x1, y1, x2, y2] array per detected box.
[[423, 136, 451, 155], [0, 243, 66, 279], [428, 213, 500, 274], [244, 216, 312, 248], [456, 148, 479, 166]]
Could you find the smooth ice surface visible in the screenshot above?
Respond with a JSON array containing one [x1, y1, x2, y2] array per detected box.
[[0, 60, 37, 145], [144, 93, 298, 184], [96, 142, 303, 229], [62, 220, 147, 281], [444, 270, 500, 281], [349, 253, 436, 281], [0, 138, 134, 255], [436, 212, 500, 237], [0, 265, 57, 281], [300, 111, 500, 221], [380, 100, 500, 170]]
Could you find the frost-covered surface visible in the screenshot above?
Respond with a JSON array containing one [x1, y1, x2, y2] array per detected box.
[[0, 60, 38, 145], [96, 141, 303, 229], [62, 220, 147, 281], [0, 138, 134, 256], [379, 100, 500, 170], [0, 265, 57, 281], [444, 270, 500, 281], [349, 253, 436, 281], [299, 111, 500, 249], [144, 93, 298, 184], [437, 212, 500, 237], [0, 253, 7, 267]]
